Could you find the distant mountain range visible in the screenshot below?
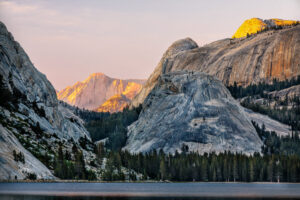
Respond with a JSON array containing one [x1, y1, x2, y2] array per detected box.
[[57, 73, 145, 112], [0, 18, 299, 180], [58, 18, 299, 114]]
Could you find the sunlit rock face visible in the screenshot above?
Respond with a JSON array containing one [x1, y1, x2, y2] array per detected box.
[[233, 18, 267, 38], [132, 24, 300, 107], [125, 71, 263, 154], [233, 18, 299, 38], [58, 73, 144, 112], [95, 94, 130, 113], [95, 82, 143, 113], [0, 21, 90, 179]]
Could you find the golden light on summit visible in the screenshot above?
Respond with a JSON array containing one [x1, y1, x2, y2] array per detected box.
[[232, 18, 267, 38], [272, 18, 297, 26], [96, 82, 143, 113], [232, 18, 299, 39]]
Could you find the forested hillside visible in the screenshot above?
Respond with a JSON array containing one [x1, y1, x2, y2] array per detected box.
[[98, 122, 300, 182], [75, 105, 142, 150], [79, 78, 300, 182], [228, 77, 300, 131]]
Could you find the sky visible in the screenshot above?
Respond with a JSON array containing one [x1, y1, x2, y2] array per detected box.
[[0, 0, 299, 90]]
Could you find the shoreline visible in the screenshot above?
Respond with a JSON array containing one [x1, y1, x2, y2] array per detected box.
[[1, 180, 300, 184]]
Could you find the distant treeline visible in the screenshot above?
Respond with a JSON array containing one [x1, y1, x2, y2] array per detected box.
[[227, 76, 300, 99], [242, 99, 300, 131], [252, 121, 300, 156], [105, 149, 300, 182], [102, 123, 300, 182], [227, 76, 300, 131], [76, 105, 142, 150], [53, 143, 97, 180], [233, 22, 300, 39]]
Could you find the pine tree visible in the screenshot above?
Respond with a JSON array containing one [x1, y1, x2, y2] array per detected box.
[[13, 150, 17, 162], [233, 156, 239, 182], [267, 158, 274, 182], [159, 159, 166, 180], [249, 159, 254, 182]]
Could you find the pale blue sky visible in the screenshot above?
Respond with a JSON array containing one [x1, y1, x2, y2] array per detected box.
[[0, 0, 299, 90]]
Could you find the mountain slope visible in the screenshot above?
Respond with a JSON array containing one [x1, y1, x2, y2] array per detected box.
[[125, 71, 263, 154], [0, 124, 54, 180], [58, 73, 145, 111], [0, 21, 96, 180], [132, 20, 300, 107]]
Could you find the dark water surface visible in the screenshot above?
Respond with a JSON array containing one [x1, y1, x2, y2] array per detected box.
[[0, 182, 300, 200]]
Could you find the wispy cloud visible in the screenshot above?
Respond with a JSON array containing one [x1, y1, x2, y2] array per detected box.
[[0, 0, 82, 29], [0, 1, 37, 13]]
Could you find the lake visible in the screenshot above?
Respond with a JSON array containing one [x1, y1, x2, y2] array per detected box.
[[0, 182, 300, 200]]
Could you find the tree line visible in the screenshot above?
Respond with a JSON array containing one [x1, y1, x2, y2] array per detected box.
[[252, 121, 300, 156], [100, 122, 300, 182], [228, 76, 300, 132], [78, 105, 142, 150], [53, 143, 97, 180], [241, 97, 300, 131], [103, 149, 300, 182], [227, 76, 300, 99]]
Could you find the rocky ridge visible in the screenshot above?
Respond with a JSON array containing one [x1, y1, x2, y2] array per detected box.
[[0, 21, 97, 180], [269, 85, 300, 101], [132, 21, 300, 107]]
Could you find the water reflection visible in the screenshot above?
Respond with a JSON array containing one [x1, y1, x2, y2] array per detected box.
[[1, 183, 300, 200]]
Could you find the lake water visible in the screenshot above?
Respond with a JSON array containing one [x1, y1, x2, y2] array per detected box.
[[0, 182, 300, 200]]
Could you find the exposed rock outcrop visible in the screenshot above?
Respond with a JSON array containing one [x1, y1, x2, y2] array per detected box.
[[0, 124, 54, 180], [131, 38, 198, 107], [125, 71, 263, 154], [58, 73, 145, 111], [245, 109, 291, 137], [132, 24, 300, 107], [268, 85, 300, 101]]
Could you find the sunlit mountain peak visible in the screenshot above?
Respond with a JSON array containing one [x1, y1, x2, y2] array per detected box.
[[232, 18, 299, 38]]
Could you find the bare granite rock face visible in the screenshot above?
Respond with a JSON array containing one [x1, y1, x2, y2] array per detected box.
[[0, 124, 55, 180], [131, 38, 198, 107], [0, 21, 94, 179], [0, 21, 90, 141], [245, 109, 291, 137], [124, 71, 263, 155], [132, 25, 300, 107], [268, 85, 300, 101]]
